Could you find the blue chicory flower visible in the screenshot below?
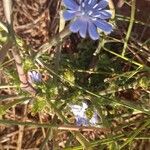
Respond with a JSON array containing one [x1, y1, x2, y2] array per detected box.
[[69, 102, 99, 126], [63, 0, 113, 40], [28, 70, 42, 83]]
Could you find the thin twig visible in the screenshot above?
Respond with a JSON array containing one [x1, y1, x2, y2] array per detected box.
[[0, 119, 110, 132], [39, 113, 50, 150], [0, 85, 17, 89], [17, 104, 27, 150]]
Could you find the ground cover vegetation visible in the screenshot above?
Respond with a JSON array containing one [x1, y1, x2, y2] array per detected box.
[[0, 0, 150, 149]]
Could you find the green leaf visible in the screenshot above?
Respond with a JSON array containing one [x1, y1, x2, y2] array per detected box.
[[32, 97, 47, 114], [63, 69, 75, 84], [0, 106, 5, 116]]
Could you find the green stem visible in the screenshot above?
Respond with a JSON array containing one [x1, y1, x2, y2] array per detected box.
[[65, 134, 124, 150], [36, 26, 71, 59], [120, 119, 150, 149], [65, 133, 150, 150], [0, 97, 30, 115], [65, 118, 150, 150], [93, 36, 105, 56], [116, 14, 150, 27], [103, 47, 150, 72], [39, 128, 52, 150], [121, 0, 136, 56], [103, 47, 143, 67], [0, 118, 108, 132], [0, 95, 27, 101], [53, 45, 61, 84], [0, 21, 8, 32]]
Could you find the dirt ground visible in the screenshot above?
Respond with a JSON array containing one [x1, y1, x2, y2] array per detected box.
[[0, 0, 150, 149]]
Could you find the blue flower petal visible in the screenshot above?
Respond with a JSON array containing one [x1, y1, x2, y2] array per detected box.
[[63, 0, 79, 11], [92, 10, 112, 19], [63, 0, 112, 40], [69, 102, 89, 126], [76, 116, 89, 126], [94, 19, 112, 33], [28, 71, 42, 83], [69, 102, 100, 126], [63, 10, 76, 21], [88, 22, 99, 40], [78, 0, 82, 4], [84, 0, 97, 6], [70, 105, 84, 116], [82, 0, 97, 11], [93, 0, 108, 10], [79, 20, 87, 38], [89, 112, 99, 125], [69, 18, 82, 33], [34, 72, 42, 82]]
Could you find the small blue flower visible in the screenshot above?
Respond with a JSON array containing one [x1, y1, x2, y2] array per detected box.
[[89, 111, 99, 125], [69, 102, 99, 126], [28, 70, 42, 83], [63, 0, 113, 40]]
